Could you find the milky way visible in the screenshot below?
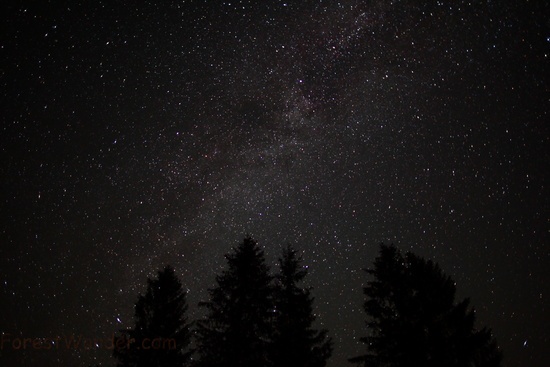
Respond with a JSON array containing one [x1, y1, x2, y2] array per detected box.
[[1, 1, 548, 366]]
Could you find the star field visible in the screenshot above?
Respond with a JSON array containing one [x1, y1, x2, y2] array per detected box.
[[1, 1, 548, 366]]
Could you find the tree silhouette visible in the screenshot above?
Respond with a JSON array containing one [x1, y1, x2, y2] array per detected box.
[[350, 244, 502, 367], [271, 245, 333, 367], [195, 237, 273, 367], [113, 266, 192, 367]]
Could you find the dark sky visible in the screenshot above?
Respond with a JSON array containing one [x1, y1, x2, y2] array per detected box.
[[1, 1, 548, 366]]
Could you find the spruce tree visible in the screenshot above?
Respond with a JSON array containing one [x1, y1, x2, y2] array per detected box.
[[195, 237, 273, 367], [350, 244, 502, 367], [113, 266, 192, 367], [271, 245, 332, 367]]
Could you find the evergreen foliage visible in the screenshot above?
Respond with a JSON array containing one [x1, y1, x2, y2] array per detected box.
[[350, 244, 502, 367], [195, 237, 274, 367], [271, 245, 333, 367], [113, 266, 192, 367]]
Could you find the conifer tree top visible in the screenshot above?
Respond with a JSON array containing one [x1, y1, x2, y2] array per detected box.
[[351, 244, 502, 367]]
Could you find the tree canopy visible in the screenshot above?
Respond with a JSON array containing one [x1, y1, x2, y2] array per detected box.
[[350, 244, 502, 367], [195, 237, 274, 367], [113, 266, 192, 367], [271, 244, 332, 367], [194, 238, 333, 367]]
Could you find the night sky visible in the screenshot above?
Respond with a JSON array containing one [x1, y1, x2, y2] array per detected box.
[[1, 1, 548, 366]]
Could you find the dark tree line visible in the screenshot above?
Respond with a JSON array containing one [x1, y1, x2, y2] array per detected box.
[[350, 244, 502, 367], [195, 236, 278, 367], [114, 237, 332, 367], [113, 266, 192, 367], [271, 245, 332, 367], [113, 239, 501, 367]]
